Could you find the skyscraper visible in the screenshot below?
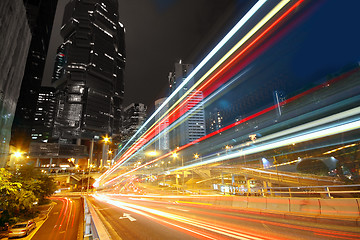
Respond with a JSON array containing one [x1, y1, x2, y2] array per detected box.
[[11, 0, 58, 150], [31, 87, 56, 143], [168, 62, 206, 149], [154, 98, 169, 151], [0, 0, 31, 167], [52, 0, 125, 140], [122, 103, 147, 142]]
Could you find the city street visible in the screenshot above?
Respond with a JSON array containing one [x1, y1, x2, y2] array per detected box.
[[2, 0, 360, 239], [89, 194, 360, 240], [30, 197, 83, 240]]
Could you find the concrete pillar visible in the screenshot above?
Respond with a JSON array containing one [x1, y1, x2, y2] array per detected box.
[[262, 181, 268, 197], [268, 182, 274, 196], [48, 158, 53, 173], [101, 143, 109, 168], [89, 139, 94, 165], [246, 178, 251, 195]]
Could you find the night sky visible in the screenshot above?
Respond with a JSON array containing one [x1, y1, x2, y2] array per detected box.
[[205, 0, 360, 129], [43, 0, 255, 111]]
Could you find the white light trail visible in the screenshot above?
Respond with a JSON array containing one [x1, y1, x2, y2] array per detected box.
[[173, 118, 360, 171], [95, 0, 271, 185], [113, 0, 269, 158]]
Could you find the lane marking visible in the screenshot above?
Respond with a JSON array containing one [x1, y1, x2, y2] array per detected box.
[[176, 201, 213, 206], [166, 207, 190, 212], [119, 213, 136, 222]]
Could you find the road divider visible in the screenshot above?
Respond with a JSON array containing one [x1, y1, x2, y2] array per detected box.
[[126, 194, 360, 224], [83, 196, 111, 240]]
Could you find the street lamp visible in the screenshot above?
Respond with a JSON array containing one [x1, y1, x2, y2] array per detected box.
[[172, 152, 185, 194], [101, 135, 111, 168], [147, 150, 157, 157], [108, 150, 113, 166], [103, 136, 110, 143], [13, 151, 22, 158], [87, 163, 94, 194]]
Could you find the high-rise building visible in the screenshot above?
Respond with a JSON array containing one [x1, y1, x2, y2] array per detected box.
[[31, 87, 56, 143], [11, 0, 58, 150], [122, 103, 147, 142], [168, 61, 193, 94], [168, 62, 206, 149], [0, 0, 32, 167], [178, 90, 206, 146], [208, 110, 223, 132], [154, 98, 169, 151], [52, 0, 125, 140]]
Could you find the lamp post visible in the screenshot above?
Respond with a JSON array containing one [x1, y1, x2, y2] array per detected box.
[[108, 149, 113, 166], [101, 136, 110, 168], [173, 152, 185, 194], [87, 162, 94, 194]]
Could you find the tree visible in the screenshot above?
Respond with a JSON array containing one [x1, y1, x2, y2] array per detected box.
[[12, 165, 57, 204], [0, 168, 37, 224]]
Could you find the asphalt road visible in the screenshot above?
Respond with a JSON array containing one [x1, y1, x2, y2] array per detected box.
[[30, 196, 83, 240], [89, 194, 360, 240]]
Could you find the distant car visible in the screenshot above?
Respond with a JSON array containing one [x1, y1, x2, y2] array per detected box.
[[8, 220, 36, 238]]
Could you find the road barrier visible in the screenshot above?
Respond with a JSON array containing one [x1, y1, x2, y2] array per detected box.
[[83, 196, 110, 240], [150, 194, 360, 224]]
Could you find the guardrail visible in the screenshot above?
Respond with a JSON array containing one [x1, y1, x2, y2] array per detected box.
[[239, 167, 344, 186], [83, 196, 110, 240], [212, 184, 360, 198], [125, 193, 360, 223]]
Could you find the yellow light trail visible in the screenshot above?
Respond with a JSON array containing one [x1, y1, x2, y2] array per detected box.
[[96, 0, 296, 186]]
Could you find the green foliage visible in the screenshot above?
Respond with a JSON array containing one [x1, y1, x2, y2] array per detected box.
[[0, 168, 21, 195], [11, 165, 57, 204], [0, 168, 37, 225], [0, 166, 57, 226]]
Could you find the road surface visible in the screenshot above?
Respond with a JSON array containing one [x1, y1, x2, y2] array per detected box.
[[89, 194, 360, 240], [30, 196, 83, 240]]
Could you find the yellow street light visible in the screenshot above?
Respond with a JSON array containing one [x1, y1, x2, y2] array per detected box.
[[147, 151, 157, 156], [103, 136, 110, 143], [194, 153, 199, 159], [13, 151, 22, 158], [172, 152, 178, 158]]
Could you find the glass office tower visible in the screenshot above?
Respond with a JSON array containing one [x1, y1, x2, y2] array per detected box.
[[52, 0, 125, 140]]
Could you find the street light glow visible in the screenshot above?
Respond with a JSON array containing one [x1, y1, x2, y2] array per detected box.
[[103, 136, 110, 143], [147, 151, 157, 156], [13, 151, 22, 158]]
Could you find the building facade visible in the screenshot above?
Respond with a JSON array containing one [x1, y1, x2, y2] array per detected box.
[[168, 62, 206, 149], [154, 98, 169, 151], [11, 0, 58, 150], [122, 103, 147, 142], [52, 0, 126, 140], [31, 87, 56, 143], [0, 0, 32, 167]]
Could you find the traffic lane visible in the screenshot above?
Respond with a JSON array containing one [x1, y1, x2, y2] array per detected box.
[[89, 197, 203, 240], [92, 195, 287, 240], [97, 194, 360, 240], [31, 197, 82, 240]]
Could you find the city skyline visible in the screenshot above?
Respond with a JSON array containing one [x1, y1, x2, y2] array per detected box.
[[2, 1, 360, 239], [43, 0, 252, 111]]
